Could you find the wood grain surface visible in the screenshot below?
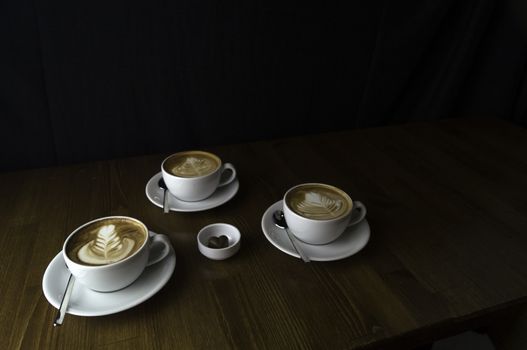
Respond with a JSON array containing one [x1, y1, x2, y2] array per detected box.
[[1, 118, 526, 349]]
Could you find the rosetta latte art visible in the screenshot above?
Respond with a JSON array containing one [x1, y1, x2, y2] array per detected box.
[[77, 224, 135, 265], [293, 191, 347, 219], [171, 157, 217, 177]]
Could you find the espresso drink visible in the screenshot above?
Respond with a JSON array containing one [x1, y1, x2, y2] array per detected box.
[[164, 151, 220, 178], [66, 218, 147, 266], [286, 184, 352, 220]]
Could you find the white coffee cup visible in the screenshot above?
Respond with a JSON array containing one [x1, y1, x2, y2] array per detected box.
[[283, 183, 366, 245], [63, 216, 171, 292], [161, 150, 236, 202]]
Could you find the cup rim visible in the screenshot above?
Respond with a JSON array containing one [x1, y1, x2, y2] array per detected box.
[[63, 216, 149, 270], [283, 183, 353, 222], [161, 150, 222, 180]]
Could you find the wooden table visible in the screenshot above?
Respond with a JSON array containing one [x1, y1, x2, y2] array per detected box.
[[2, 118, 527, 349]]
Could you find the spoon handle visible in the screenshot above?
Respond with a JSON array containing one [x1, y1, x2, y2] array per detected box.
[[163, 189, 169, 213], [53, 273, 75, 327], [285, 228, 310, 263]]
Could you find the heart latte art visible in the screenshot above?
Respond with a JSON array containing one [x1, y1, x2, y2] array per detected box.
[[66, 218, 146, 266], [286, 185, 351, 220]]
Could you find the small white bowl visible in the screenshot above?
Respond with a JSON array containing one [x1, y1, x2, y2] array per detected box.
[[197, 223, 241, 260]]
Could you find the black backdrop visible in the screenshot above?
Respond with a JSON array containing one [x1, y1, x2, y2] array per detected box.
[[1, 0, 527, 171]]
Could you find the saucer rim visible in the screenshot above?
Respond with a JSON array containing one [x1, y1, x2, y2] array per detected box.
[[261, 200, 370, 261], [145, 172, 239, 212], [42, 247, 176, 317]]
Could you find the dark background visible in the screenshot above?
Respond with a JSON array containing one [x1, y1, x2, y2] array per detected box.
[[1, 0, 527, 171]]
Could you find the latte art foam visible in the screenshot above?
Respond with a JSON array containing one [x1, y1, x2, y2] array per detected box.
[[170, 156, 217, 177], [164, 151, 220, 178], [287, 185, 351, 220], [77, 224, 135, 265], [66, 218, 146, 266]]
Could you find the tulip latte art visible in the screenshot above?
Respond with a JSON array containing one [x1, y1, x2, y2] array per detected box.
[[66, 218, 146, 266], [164, 151, 220, 178], [286, 184, 351, 220]]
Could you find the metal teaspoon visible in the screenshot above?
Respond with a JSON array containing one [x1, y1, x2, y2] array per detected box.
[[158, 178, 169, 213], [53, 273, 75, 327], [273, 210, 310, 263]]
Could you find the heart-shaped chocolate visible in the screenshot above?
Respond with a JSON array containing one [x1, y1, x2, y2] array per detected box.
[[207, 235, 229, 249]]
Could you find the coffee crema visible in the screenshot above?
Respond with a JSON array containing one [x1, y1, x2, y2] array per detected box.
[[66, 218, 147, 266], [286, 184, 351, 220], [164, 151, 220, 178]]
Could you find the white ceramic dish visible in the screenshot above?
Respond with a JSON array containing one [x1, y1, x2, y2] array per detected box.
[[197, 223, 241, 260]]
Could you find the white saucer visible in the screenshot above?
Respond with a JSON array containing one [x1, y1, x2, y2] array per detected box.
[[261, 201, 370, 261], [42, 246, 176, 317], [145, 172, 239, 212]]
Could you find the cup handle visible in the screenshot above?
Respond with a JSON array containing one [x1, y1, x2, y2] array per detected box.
[[146, 232, 172, 266], [218, 163, 237, 187], [347, 201, 367, 227]]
